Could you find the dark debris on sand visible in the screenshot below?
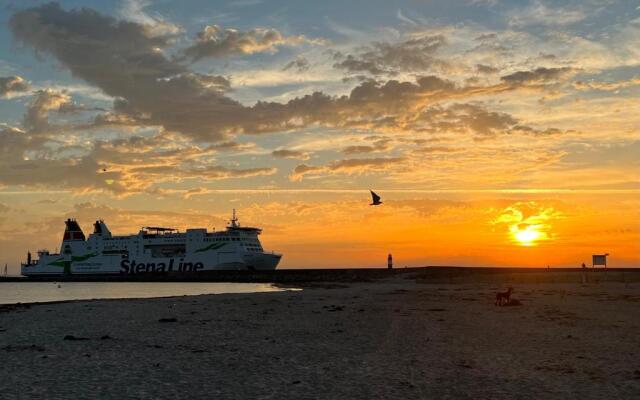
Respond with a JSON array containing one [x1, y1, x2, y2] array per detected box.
[[63, 335, 90, 341]]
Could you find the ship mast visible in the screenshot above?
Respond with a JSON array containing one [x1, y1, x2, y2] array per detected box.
[[230, 209, 239, 228]]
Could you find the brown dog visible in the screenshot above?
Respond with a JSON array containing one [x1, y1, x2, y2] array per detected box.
[[495, 287, 513, 306]]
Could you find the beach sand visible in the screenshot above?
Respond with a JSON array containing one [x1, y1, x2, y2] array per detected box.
[[1, 269, 639, 399]]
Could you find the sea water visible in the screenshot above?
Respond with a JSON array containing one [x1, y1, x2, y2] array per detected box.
[[0, 282, 292, 305]]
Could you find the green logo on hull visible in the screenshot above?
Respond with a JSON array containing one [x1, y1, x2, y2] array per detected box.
[[48, 252, 98, 267], [195, 242, 227, 253]]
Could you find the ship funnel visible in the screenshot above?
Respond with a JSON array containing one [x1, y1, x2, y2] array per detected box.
[[62, 218, 86, 242], [93, 220, 112, 238]]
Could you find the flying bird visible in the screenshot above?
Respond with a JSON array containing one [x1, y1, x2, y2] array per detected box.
[[369, 190, 382, 206]]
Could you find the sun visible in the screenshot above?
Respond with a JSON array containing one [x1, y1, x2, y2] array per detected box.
[[513, 226, 542, 246]]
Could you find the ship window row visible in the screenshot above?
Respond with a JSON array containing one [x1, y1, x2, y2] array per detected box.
[[203, 237, 248, 242]]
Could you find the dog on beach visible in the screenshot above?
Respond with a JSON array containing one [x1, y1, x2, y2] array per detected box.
[[495, 287, 513, 306]]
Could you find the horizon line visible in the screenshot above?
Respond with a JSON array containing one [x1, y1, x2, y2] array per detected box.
[[1, 188, 639, 195]]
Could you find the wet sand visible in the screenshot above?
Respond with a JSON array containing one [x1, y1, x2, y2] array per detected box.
[[1, 269, 639, 399]]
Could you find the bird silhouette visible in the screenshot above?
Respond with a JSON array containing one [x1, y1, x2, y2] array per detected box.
[[369, 190, 382, 206]]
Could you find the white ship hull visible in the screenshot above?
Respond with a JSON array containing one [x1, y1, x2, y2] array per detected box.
[[21, 213, 281, 276]]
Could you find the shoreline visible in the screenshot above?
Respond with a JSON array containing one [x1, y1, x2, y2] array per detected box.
[[2, 266, 639, 283], [0, 281, 293, 307]]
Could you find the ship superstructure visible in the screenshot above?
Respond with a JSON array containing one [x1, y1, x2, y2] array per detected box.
[[21, 210, 281, 276]]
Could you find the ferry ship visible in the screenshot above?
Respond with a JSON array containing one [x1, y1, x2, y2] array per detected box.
[[21, 210, 281, 276]]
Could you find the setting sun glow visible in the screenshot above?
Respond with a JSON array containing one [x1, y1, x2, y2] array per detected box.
[[514, 227, 542, 246]]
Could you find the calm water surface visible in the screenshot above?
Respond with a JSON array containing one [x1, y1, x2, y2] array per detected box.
[[0, 282, 292, 304]]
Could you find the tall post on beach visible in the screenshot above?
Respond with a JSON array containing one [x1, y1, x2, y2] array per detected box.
[[581, 262, 587, 285], [387, 253, 393, 269]]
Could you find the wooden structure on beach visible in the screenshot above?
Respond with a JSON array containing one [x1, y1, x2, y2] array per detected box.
[[592, 253, 609, 268]]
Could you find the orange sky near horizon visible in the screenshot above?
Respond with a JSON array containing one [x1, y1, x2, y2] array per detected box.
[[1, 190, 637, 273]]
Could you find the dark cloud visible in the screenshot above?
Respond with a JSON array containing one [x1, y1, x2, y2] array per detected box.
[[500, 67, 576, 86], [475, 64, 499, 74], [411, 103, 570, 139], [10, 3, 239, 141], [183, 25, 314, 62], [289, 157, 403, 181], [272, 149, 310, 160], [283, 56, 310, 72], [290, 163, 322, 179], [236, 75, 466, 135], [342, 139, 390, 154], [209, 141, 253, 152], [474, 33, 498, 42], [0, 75, 30, 97], [333, 35, 448, 76]]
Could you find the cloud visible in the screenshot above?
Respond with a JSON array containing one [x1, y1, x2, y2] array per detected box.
[[508, 1, 588, 28], [6, 0, 577, 198], [289, 157, 403, 181], [475, 64, 499, 74], [407, 103, 569, 139], [10, 3, 238, 141], [131, 164, 277, 180], [573, 76, 640, 92], [288, 164, 323, 181], [88, 134, 276, 189], [500, 67, 577, 87], [396, 9, 418, 26], [342, 138, 390, 154], [210, 140, 255, 152], [9, 4, 572, 144], [183, 25, 320, 62], [118, 0, 182, 39], [272, 149, 310, 160], [0, 75, 30, 98], [0, 153, 128, 194], [23, 89, 72, 134], [0, 124, 27, 160], [0, 119, 273, 195], [333, 34, 448, 76], [412, 146, 460, 154], [241, 75, 469, 135], [282, 56, 310, 72], [492, 201, 563, 245]]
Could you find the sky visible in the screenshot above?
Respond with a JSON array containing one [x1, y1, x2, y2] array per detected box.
[[0, 0, 638, 273]]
